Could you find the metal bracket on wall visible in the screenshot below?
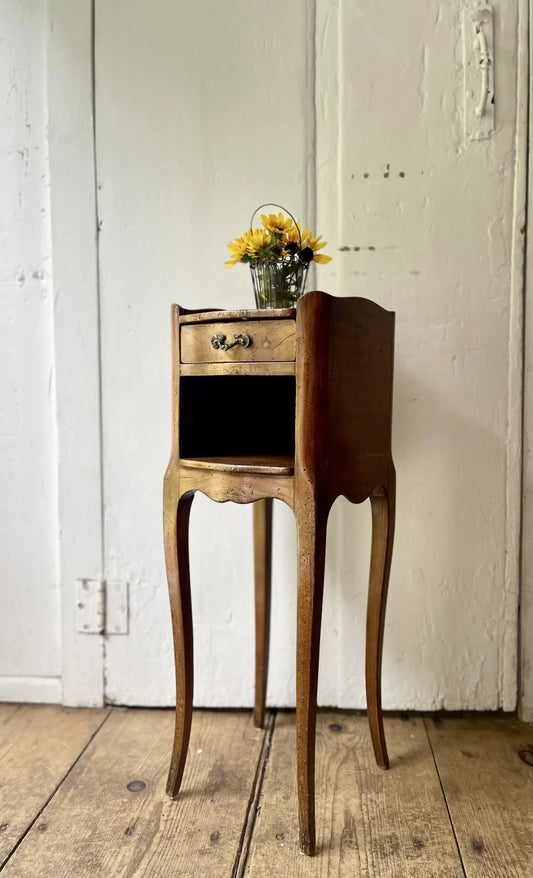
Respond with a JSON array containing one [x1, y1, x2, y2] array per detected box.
[[463, 3, 494, 141], [76, 579, 129, 635]]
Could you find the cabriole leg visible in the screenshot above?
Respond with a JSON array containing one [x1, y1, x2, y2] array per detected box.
[[295, 500, 329, 856], [366, 469, 396, 770], [253, 498, 273, 729], [164, 472, 195, 799]]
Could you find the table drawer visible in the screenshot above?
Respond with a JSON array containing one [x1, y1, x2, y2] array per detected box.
[[180, 319, 296, 364]]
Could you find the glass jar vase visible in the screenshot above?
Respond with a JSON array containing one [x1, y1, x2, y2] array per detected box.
[[250, 256, 309, 309]]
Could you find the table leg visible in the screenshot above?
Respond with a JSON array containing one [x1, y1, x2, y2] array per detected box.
[[366, 468, 396, 770], [164, 474, 195, 799], [253, 498, 272, 729], [295, 500, 329, 856]]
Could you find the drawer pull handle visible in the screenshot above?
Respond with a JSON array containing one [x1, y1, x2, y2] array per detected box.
[[211, 333, 251, 352]]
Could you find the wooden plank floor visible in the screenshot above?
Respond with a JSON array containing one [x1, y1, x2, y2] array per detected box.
[[0, 707, 530, 877]]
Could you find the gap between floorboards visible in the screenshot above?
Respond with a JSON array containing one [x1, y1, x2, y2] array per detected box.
[[232, 709, 277, 878]]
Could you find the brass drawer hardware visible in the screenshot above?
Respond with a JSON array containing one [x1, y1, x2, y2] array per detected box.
[[211, 333, 250, 352], [181, 319, 295, 364]]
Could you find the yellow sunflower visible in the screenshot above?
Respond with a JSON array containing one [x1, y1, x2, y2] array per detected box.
[[246, 228, 272, 258], [224, 231, 251, 268], [283, 223, 302, 245], [225, 210, 333, 269], [261, 212, 295, 235], [301, 230, 332, 264]]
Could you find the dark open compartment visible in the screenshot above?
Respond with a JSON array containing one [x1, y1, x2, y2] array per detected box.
[[179, 376, 296, 459]]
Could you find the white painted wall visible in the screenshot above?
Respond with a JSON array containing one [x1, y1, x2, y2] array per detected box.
[[316, 0, 523, 711], [47, 1, 105, 707], [95, 0, 316, 707], [2, 0, 529, 712], [0, 0, 61, 703], [95, 0, 525, 710]]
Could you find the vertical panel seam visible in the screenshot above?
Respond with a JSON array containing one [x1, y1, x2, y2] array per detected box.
[[91, 0, 107, 699], [503, 0, 530, 710], [517, 0, 532, 717]]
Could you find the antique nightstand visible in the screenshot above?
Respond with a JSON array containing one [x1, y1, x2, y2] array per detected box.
[[163, 291, 395, 856]]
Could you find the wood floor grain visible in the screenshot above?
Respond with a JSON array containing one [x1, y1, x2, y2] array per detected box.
[[0, 709, 265, 878], [248, 712, 465, 877], [425, 714, 533, 878], [0, 706, 530, 877], [0, 704, 109, 868]]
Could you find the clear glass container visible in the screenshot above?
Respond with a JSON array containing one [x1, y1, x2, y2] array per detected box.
[[250, 256, 309, 309]]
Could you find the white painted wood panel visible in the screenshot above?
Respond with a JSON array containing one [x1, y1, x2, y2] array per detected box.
[[0, 0, 61, 691], [47, 1, 105, 706], [1, 0, 527, 711], [316, 0, 522, 710], [95, 0, 314, 706], [0, 676, 61, 704], [95, 0, 524, 709]]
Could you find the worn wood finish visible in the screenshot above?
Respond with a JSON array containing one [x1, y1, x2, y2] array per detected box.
[[178, 468, 294, 507], [366, 476, 396, 769], [3, 709, 531, 874], [1, 710, 266, 878], [324, 295, 395, 504], [181, 319, 296, 364], [164, 293, 395, 853], [179, 307, 295, 324], [249, 712, 465, 876], [294, 292, 395, 507], [163, 474, 194, 799], [295, 501, 329, 856], [291, 292, 395, 853], [0, 703, 20, 727], [426, 715, 533, 878], [253, 499, 273, 729], [180, 361, 295, 377], [0, 705, 109, 866], [180, 455, 294, 475]]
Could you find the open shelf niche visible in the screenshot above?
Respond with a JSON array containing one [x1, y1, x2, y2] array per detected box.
[[179, 375, 296, 473]]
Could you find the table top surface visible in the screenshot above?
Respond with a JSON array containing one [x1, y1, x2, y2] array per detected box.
[[178, 306, 296, 325]]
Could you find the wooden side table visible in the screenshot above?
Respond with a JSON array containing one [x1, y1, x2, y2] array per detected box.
[[163, 291, 395, 855]]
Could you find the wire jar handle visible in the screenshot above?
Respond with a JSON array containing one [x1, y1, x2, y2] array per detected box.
[[249, 203, 302, 249]]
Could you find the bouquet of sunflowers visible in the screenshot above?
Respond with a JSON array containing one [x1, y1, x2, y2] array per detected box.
[[225, 206, 331, 309]]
